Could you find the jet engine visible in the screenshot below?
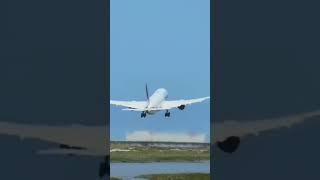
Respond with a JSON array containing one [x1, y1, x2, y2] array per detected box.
[[178, 105, 185, 110]]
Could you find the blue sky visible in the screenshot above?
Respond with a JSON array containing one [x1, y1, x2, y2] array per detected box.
[[110, 0, 210, 141]]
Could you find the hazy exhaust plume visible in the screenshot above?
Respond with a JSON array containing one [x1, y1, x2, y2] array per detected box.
[[126, 130, 207, 143]]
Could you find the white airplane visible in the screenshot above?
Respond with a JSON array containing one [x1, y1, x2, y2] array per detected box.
[[110, 85, 210, 118]]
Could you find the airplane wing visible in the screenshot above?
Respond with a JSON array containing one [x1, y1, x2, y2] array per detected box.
[[110, 100, 147, 109], [160, 96, 210, 110], [214, 109, 320, 153], [0, 122, 107, 156]]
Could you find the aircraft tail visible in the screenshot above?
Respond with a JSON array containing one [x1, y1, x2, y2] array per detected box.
[[145, 84, 150, 103]]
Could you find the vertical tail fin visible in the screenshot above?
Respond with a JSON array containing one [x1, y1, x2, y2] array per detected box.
[[145, 84, 150, 102]]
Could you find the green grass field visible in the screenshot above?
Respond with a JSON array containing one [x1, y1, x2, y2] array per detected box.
[[110, 143, 209, 163], [136, 173, 210, 180]]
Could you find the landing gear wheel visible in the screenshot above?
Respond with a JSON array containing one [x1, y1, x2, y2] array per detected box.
[[141, 112, 147, 118], [165, 111, 170, 117]]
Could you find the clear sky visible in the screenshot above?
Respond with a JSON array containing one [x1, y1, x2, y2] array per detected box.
[[110, 0, 210, 141]]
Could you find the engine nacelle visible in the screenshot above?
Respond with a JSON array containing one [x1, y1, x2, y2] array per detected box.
[[217, 136, 240, 153], [178, 105, 185, 110]]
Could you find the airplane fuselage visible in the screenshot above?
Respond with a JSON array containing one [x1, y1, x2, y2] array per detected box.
[[146, 88, 168, 114]]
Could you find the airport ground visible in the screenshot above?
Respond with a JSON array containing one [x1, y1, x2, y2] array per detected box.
[[110, 141, 210, 163], [111, 173, 209, 180], [136, 173, 210, 180]]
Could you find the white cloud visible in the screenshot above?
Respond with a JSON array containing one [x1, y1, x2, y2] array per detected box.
[[125, 130, 207, 143]]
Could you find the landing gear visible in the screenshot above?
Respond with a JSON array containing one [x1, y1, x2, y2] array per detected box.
[[165, 110, 170, 117], [141, 111, 147, 118]]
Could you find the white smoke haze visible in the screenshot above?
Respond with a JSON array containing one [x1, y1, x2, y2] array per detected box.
[[125, 110, 320, 144], [125, 130, 207, 143]]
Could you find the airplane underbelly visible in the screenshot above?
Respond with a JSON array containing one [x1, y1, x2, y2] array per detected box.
[[146, 110, 159, 115], [147, 93, 165, 114]]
